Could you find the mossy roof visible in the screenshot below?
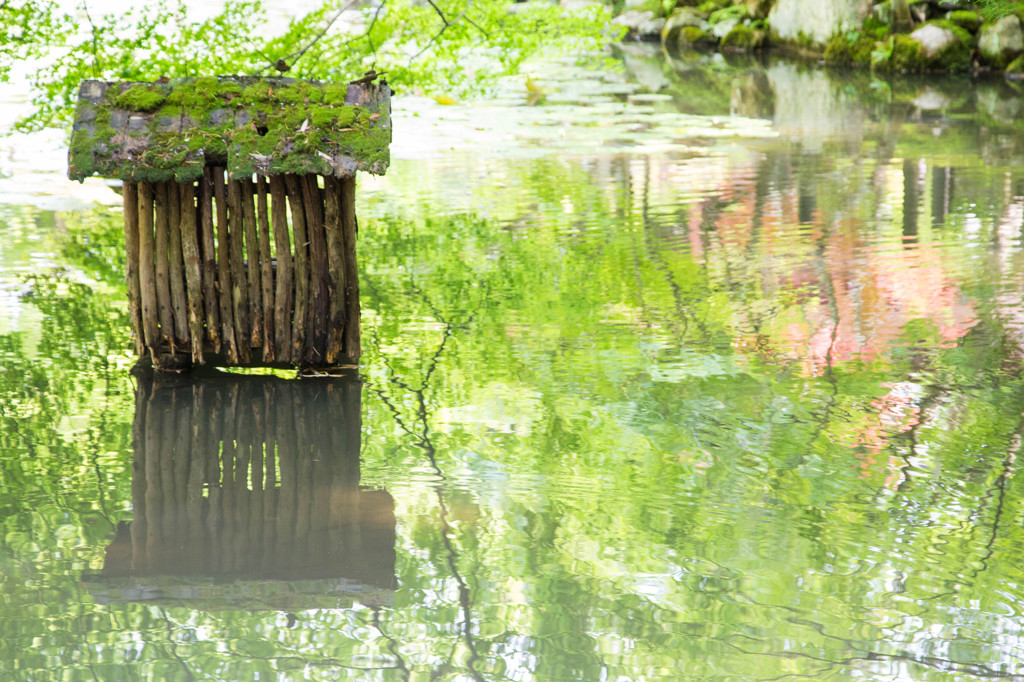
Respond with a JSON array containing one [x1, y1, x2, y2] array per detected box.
[[68, 76, 392, 183]]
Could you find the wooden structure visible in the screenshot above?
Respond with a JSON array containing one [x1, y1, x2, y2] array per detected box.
[[68, 76, 391, 370], [85, 372, 396, 607]]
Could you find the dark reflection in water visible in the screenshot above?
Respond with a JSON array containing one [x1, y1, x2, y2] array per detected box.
[[85, 372, 396, 608]]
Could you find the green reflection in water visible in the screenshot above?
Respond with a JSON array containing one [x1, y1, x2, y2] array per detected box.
[[2, 53, 1024, 680]]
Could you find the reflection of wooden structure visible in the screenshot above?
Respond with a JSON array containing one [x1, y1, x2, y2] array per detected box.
[[91, 373, 395, 604], [67, 77, 392, 370]]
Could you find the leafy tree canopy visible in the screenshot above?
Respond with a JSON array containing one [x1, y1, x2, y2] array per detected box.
[[1, 0, 618, 132]]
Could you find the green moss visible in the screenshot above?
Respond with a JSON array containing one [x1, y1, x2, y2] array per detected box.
[[1007, 54, 1024, 73], [114, 84, 166, 111], [322, 83, 350, 107], [71, 77, 392, 182], [825, 32, 876, 65], [708, 4, 747, 25], [679, 25, 716, 47], [946, 10, 982, 33], [310, 105, 356, 128], [721, 24, 758, 50], [863, 16, 889, 40], [890, 33, 926, 71]]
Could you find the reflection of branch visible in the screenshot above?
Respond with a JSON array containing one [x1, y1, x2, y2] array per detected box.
[[363, 274, 486, 680], [371, 607, 410, 679]]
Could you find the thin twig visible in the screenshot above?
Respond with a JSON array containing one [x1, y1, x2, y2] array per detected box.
[[365, 1, 386, 56], [81, 0, 100, 78]]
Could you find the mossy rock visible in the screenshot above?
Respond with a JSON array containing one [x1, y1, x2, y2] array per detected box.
[[678, 24, 718, 48], [696, 0, 729, 13], [863, 17, 889, 40], [720, 24, 765, 50], [946, 10, 982, 34], [1007, 54, 1024, 75], [824, 32, 877, 65], [891, 33, 927, 71], [708, 4, 748, 24]]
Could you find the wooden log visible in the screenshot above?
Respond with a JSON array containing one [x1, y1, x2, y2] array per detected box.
[[241, 177, 263, 352], [199, 168, 221, 352], [227, 178, 251, 363], [122, 182, 145, 358], [323, 177, 347, 364], [179, 181, 205, 364], [153, 182, 176, 348], [270, 176, 293, 363], [166, 183, 189, 346], [137, 182, 160, 362], [256, 176, 275, 362], [284, 175, 310, 364], [213, 169, 238, 364], [340, 176, 361, 360], [303, 174, 330, 363]]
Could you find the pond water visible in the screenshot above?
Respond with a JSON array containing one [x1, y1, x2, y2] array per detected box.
[[3, 44, 1024, 680]]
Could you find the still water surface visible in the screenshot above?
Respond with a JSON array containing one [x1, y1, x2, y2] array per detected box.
[[3, 46, 1024, 680]]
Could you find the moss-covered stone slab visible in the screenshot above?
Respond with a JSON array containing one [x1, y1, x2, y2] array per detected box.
[[68, 76, 392, 183]]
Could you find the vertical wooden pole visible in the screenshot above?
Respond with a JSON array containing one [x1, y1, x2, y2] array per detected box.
[[167, 183, 189, 347], [303, 175, 330, 363], [340, 176, 361, 360], [213, 168, 238, 364], [154, 182, 176, 348], [123, 182, 145, 358], [241, 177, 263, 353], [199, 168, 221, 352], [256, 176, 275, 362], [284, 175, 309, 364], [227, 178, 251, 363], [270, 176, 293, 363], [179, 181, 205, 363], [138, 181, 160, 362], [323, 177, 347, 364]]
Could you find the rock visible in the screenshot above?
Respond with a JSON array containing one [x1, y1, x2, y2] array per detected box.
[[613, 10, 667, 41], [662, 8, 706, 44], [744, 0, 773, 19], [769, 0, 873, 46], [721, 25, 766, 50], [945, 9, 981, 33], [711, 16, 740, 39], [678, 25, 718, 48], [979, 15, 1024, 68], [910, 24, 956, 58]]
